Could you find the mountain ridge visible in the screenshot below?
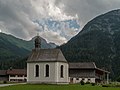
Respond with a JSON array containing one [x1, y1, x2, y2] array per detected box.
[[59, 9, 120, 79], [0, 32, 57, 61]]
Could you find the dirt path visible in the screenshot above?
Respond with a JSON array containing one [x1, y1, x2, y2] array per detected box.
[[0, 83, 26, 87]]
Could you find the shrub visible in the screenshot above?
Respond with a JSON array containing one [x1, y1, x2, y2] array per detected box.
[[86, 81, 90, 84], [102, 84, 120, 87], [116, 76, 120, 82], [91, 83, 95, 86], [3, 81, 7, 84], [102, 85, 109, 87], [80, 80, 85, 85], [115, 85, 120, 87]]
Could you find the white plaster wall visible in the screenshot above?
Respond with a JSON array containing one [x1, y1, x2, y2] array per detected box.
[[89, 78, 95, 83], [75, 78, 81, 83], [27, 62, 69, 84], [55, 62, 69, 84], [73, 78, 77, 83], [71, 78, 95, 84], [27, 62, 55, 83], [83, 78, 95, 83]]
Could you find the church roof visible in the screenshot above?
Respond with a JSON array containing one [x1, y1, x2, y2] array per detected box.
[[69, 62, 96, 69], [27, 49, 67, 63]]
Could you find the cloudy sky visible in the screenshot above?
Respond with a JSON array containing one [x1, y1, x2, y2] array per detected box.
[[0, 0, 120, 45]]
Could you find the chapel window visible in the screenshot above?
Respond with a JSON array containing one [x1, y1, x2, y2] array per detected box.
[[45, 64, 49, 77], [60, 65, 64, 78], [35, 65, 39, 77]]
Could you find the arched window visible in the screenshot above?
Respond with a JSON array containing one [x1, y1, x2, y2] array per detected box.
[[60, 65, 64, 78], [45, 64, 49, 77], [35, 65, 39, 77]]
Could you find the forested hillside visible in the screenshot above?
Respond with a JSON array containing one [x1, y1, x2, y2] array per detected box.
[[59, 9, 120, 79], [0, 33, 56, 61]]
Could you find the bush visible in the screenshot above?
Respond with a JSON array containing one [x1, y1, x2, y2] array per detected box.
[[102, 84, 116, 87], [115, 85, 120, 87], [91, 83, 95, 86], [102, 85, 109, 87], [86, 81, 90, 84], [3, 81, 7, 84], [116, 76, 120, 82], [80, 80, 85, 85]]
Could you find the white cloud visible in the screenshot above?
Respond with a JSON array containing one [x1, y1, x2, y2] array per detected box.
[[1, 0, 120, 45], [0, 0, 78, 45], [40, 31, 67, 45], [55, 0, 120, 28], [30, 0, 77, 21]]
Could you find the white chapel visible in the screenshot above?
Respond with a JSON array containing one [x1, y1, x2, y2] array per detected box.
[[27, 35, 69, 84]]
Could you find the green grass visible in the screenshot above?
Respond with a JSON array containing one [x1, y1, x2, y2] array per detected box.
[[0, 84, 120, 90]]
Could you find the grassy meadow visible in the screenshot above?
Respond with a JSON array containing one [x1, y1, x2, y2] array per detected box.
[[0, 84, 120, 90]]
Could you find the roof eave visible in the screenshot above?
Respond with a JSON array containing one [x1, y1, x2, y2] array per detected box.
[[27, 61, 68, 63], [95, 68, 110, 73]]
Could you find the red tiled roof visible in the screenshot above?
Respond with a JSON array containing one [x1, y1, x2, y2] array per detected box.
[[7, 69, 27, 75]]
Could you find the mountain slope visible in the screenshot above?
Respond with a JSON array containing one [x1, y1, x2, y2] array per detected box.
[[0, 33, 56, 61], [59, 9, 120, 79]]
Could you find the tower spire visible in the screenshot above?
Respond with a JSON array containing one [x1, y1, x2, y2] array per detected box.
[[34, 24, 44, 49], [34, 30, 41, 49]]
